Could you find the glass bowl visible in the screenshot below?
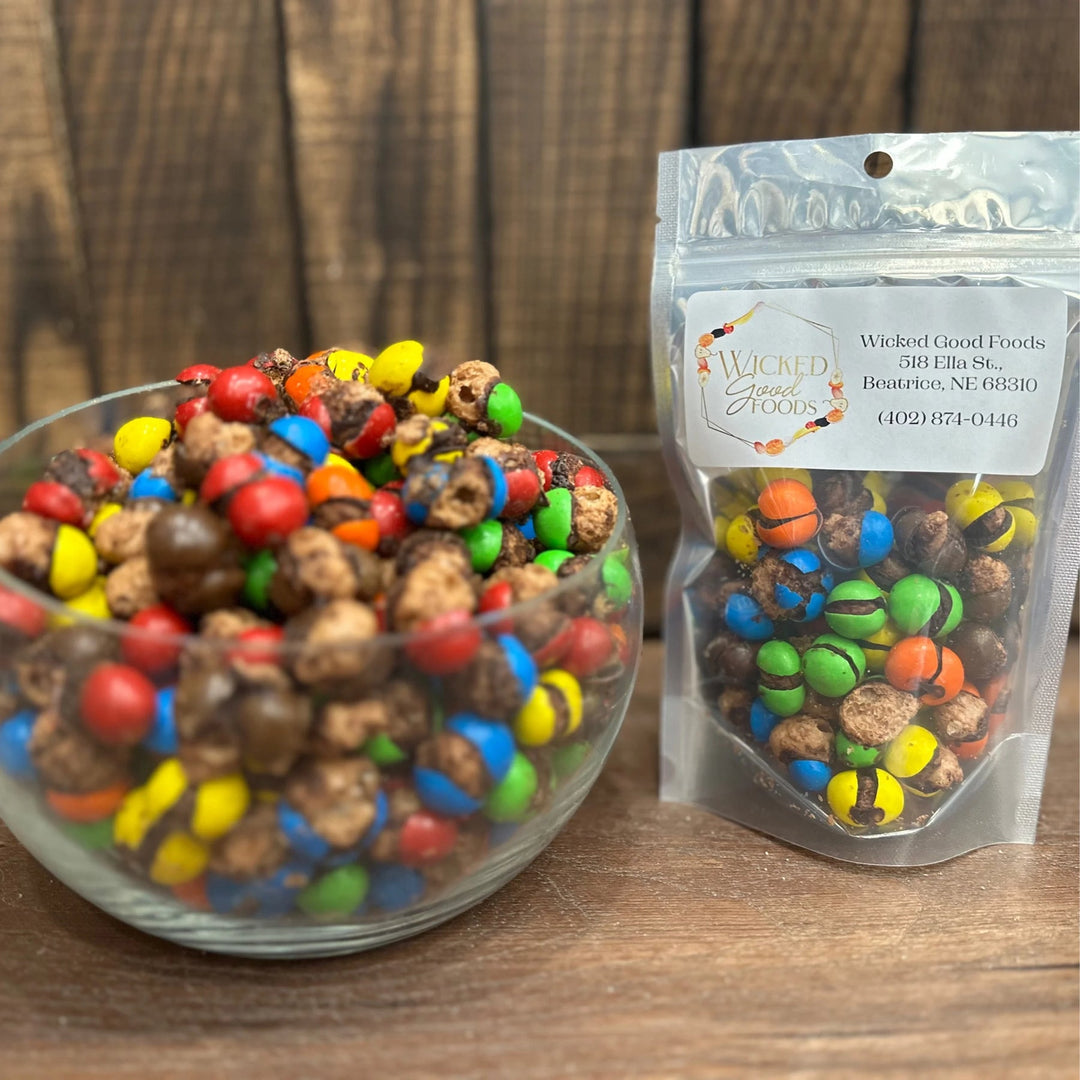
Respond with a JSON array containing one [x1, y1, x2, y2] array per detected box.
[[0, 383, 642, 957]]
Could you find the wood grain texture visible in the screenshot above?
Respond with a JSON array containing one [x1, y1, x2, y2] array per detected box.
[[1, 640, 1076, 1080], [483, 0, 691, 434], [912, 0, 1080, 131], [696, 0, 913, 144], [0, 0, 97, 436], [279, 0, 484, 364], [53, 0, 305, 394]]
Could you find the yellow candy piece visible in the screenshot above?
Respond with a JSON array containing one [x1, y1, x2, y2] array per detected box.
[[995, 480, 1038, 550], [883, 724, 938, 779], [713, 486, 753, 548], [327, 349, 372, 382], [49, 524, 98, 600], [114, 786, 153, 850], [148, 831, 209, 886], [144, 758, 190, 820], [52, 576, 111, 626], [513, 670, 583, 747], [114, 416, 173, 474], [391, 417, 461, 471], [827, 768, 904, 827], [88, 502, 122, 539], [191, 772, 250, 840], [325, 452, 359, 474], [408, 375, 450, 417], [869, 488, 887, 514], [752, 467, 813, 493], [725, 512, 761, 565], [858, 618, 902, 674], [181, 489, 198, 506], [368, 340, 424, 396], [945, 479, 1015, 552], [863, 470, 891, 499]]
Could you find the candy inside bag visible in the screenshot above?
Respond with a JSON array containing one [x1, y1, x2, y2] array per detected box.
[[652, 132, 1079, 865]]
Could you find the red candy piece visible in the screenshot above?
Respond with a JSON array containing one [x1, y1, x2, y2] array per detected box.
[[405, 609, 482, 676], [227, 477, 309, 547], [502, 467, 542, 519], [80, 663, 157, 746], [172, 876, 211, 911], [122, 604, 192, 675], [22, 480, 86, 526], [532, 619, 574, 669], [572, 465, 606, 489], [206, 366, 277, 422], [563, 617, 615, 678], [174, 395, 211, 435], [199, 452, 264, 505], [370, 489, 410, 545], [75, 448, 122, 494], [532, 450, 558, 491], [341, 402, 396, 460], [175, 363, 221, 386], [227, 625, 285, 666], [299, 394, 332, 436], [477, 580, 515, 635], [398, 811, 458, 866], [0, 586, 47, 638]]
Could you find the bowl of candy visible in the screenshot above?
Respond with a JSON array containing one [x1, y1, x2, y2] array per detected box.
[[0, 345, 642, 957]]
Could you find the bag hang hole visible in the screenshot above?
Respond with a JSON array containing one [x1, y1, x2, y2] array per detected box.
[[863, 151, 893, 178]]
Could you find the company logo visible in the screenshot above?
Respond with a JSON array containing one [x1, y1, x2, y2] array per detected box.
[[694, 301, 849, 457]]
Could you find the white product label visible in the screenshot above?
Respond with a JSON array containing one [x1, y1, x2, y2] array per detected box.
[[684, 286, 1068, 475]]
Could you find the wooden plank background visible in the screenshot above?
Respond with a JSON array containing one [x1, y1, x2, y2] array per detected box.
[[1, 0, 1078, 628]]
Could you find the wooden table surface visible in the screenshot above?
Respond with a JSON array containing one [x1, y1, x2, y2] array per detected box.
[[1, 640, 1076, 1079]]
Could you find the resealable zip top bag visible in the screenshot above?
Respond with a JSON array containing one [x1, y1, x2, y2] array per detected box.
[[652, 132, 1079, 865]]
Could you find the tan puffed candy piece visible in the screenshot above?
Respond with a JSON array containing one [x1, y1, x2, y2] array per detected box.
[[768, 715, 833, 764], [93, 503, 161, 563], [446, 360, 501, 427], [839, 682, 920, 747], [104, 555, 159, 619]]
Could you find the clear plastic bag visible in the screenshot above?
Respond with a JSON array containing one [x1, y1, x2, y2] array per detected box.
[[652, 132, 1079, 864]]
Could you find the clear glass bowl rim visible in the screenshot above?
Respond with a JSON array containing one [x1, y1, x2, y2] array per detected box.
[[0, 381, 637, 654]]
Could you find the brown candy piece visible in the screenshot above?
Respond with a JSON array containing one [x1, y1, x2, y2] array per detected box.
[[702, 630, 759, 685], [15, 625, 119, 709], [718, 686, 754, 728], [313, 679, 429, 756], [386, 557, 476, 633], [959, 554, 1013, 623], [104, 555, 159, 619], [768, 715, 833, 764], [146, 504, 245, 615], [174, 663, 242, 780], [237, 688, 313, 777], [892, 508, 968, 578], [906, 746, 964, 794], [416, 731, 486, 798], [750, 550, 829, 621], [209, 803, 294, 881], [287, 599, 390, 692], [946, 623, 1007, 683], [839, 682, 919, 747], [569, 487, 618, 554]]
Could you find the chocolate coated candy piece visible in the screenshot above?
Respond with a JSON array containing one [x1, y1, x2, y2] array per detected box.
[[907, 745, 964, 794], [238, 689, 312, 777], [175, 663, 244, 780], [959, 554, 1013, 623], [814, 471, 873, 516], [838, 681, 919, 748], [209, 802, 293, 881], [146, 504, 245, 615], [892, 508, 967, 578], [288, 599, 391, 692], [702, 630, 759, 685], [717, 686, 754, 728], [946, 623, 1007, 683]]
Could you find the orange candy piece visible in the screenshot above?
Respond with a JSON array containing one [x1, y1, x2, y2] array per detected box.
[[331, 519, 380, 552], [284, 363, 329, 405], [885, 636, 964, 706], [47, 781, 130, 823], [950, 682, 989, 760], [755, 478, 820, 548], [306, 465, 374, 507]]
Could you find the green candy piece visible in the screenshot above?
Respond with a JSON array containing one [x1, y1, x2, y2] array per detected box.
[[297, 865, 369, 917], [535, 548, 574, 573], [803, 634, 867, 698], [461, 520, 504, 573], [534, 487, 574, 550], [601, 555, 633, 608], [364, 732, 408, 767], [61, 816, 115, 851], [888, 574, 964, 638], [824, 579, 887, 639], [362, 453, 398, 488], [486, 381, 523, 437], [756, 639, 804, 717], [551, 741, 589, 780], [484, 752, 539, 824], [835, 731, 881, 768], [242, 549, 278, 612]]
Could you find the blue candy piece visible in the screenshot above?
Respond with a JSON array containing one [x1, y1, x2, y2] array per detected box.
[[772, 549, 833, 622], [478, 456, 508, 519], [362, 788, 389, 848], [414, 766, 482, 817], [445, 714, 515, 784], [858, 511, 895, 567], [277, 801, 331, 862], [269, 415, 330, 466], [749, 699, 779, 743], [518, 517, 537, 541], [788, 759, 832, 793], [0, 710, 37, 780], [367, 864, 425, 913], [129, 469, 177, 501], [257, 453, 306, 488], [206, 860, 312, 918], [723, 593, 775, 641], [402, 461, 452, 525], [497, 633, 538, 701], [143, 687, 178, 755], [781, 548, 821, 574]]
